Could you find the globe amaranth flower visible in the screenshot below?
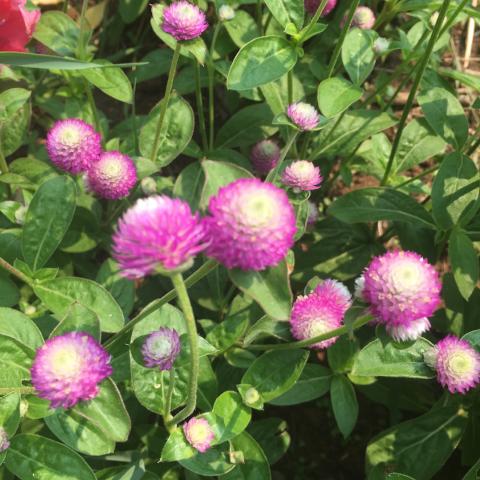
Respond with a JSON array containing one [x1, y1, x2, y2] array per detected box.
[[31, 332, 112, 409], [142, 327, 181, 370], [352, 6, 375, 30], [373, 37, 390, 55], [162, 1, 208, 41], [425, 335, 480, 394], [0, 428, 9, 453], [46, 119, 102, 174], [290, 279, 352, 349], [218, 4, 235, 21], [281, 160, 322, 192], [86, 151, 137, 200], [0, 0, 40, 52], [363, 251, 442, 342], [204, 178, 296, 271], [287, 102, 320, 131], [304, 0, 337, 16], [113, 196, 208, 279], [250, 139, 281, 175], [183, 417, 215, 453]]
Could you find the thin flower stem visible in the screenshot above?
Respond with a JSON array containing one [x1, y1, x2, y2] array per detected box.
[[393, 164, 440, 189], [165, 368, 175, 421], [0, 147, 8, 174], [326, 0, 360, 77], [103, 259, 218, 352], [381, 0, 451, 186], [150, 42, 182, 164], [0, 257, 32, 285], [194, 62, 209, 153], [168, 273, 199, 427], [84, 79, 101, 136], [208, 24, 222, 150], [266, 131, 299, 183], [246, 314, 372, 351], [0, 387, 35, 395], [299, 0, 329, 44], [287, 70, 293, 105]]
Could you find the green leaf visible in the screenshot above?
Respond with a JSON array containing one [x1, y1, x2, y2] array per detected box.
[[5, 434, 97, 480], [227, 36, 298, 91], [317, 77, 362, 118], [119, 0, 149, 23], [200, 160, 253, 210], [0, 307, 43, 350], [342, 28, 376, 85], [418, 86, 469, 149], [221, 432, 271, 480], [431, 152, 480, 230], [449, 229, 478, 300], [224, 10, 260, 47], [264, 0, 304, 30], [0, 393, 21, 437], [366, 403, 468, 480], [179, 443, 236, 477], [33, 277, 124, 333], [0, 88, 31, 156], [248, 418, 290, 465], [215, 103, 277, 149], [330, 375, 358, 439], [329, 187, 436, 229], [213, 391, 251, 442], [0, 276, 19, 308], [0, 334, 34, 382], [32, 11, 80, 56], [229, 261, 293, 321], [351, 337, 435, 379], [174, 162, 206, 211], [241, 349, 308, 402], [206, 309, 250, 352], [22, 176, 76, 271], [328, 335, 359, 373], [139, 95, 194, 168], [270, 364, 331, 406]]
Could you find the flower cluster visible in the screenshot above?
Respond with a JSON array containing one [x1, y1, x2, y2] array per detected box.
[[359, 251, 442, 341], [250, 139, 280, 175], [0, 0, 40, 52], [46, 119, 137, 199], [351, 6, 376, 30], [290, 279, 352, 349], [183, 417, 215, 453], [142, 327, 181, 371], [287, 102, 320, 131], [281, 160, 322, 192], [31, 332, 112, 409], [162, 1, 208, 41], [304, 0, 337, 16]]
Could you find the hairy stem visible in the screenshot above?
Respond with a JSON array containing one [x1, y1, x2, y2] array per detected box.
[[266, 131, 299, 183], [0, 257, 32, 285], [194, 62, 209, 153], [208, 24, 221, 150], [0, 387, 35, 395]]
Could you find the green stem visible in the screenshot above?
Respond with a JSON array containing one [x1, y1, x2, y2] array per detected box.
[[287, 70, 293, 105], [165, 368, 175, 420], [168, 273, 199, 427], [247, 315, 372, 351], [104, 259, 218, 352], [150, 42, 181, 163], [299, 0, 329, 43], [266, 131, 299, 183], [0, 387, 35, 395], [326, 0, 360, 77], [393, 164, 440, 190], [194, 62, 209, 153], [381, 0, 451, 186], [77, 0, 90, 60], [0, 148, 8, 174], [84, 80, 101, 135], [208, 24, 221, 150], [0, 257, 32, 285]]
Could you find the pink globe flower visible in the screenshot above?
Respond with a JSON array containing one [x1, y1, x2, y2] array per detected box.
[[0, 0, 40, 52], [281, 160, 322, 192], [204, 178, 296, 271], [0, 428, 9, 453], [86, 151, 137, 200], [142, 327, 181, 371], [250, 139, 281, 176], [113, 196, 208, 279], [290, 279, 352, 349], [304, 0, 337, 16], [352, 6, 375, 30], [425, 335, 480, 394], [162, 1, 208, 41], [363, 251, 442, 342], [183, 417, 215, 453], [287, 102, 320, 131], [46, 119, 102, 174], [31, 332, 112, 409]]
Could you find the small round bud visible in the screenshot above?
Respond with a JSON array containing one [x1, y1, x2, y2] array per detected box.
[[244, 387, 260, 405], [218, 5, 235, 21], [373, 37, 390, 55], [250, 139, 280, 175], [351, 6, 375, 30], [0, 428, 9, 453], [14, 205, 27, 225], [306, 201, 319, 226], [141, 327, 181, 371], [19, 399, 29, 418], [141, 177, 157, 196]]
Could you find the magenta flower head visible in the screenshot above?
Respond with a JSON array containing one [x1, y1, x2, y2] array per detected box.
[[425, 335, 480, 394], [305, 0, 337, 16], [0, 428, 9, 453], [46, 119, 102, 174], [204, 178, 296, 271], [86, 151, 137, 200], [281, 160, 322, 192], [287, 102, 320, 131], [352, 6, 375, 29], [113, 196, 208, 279], [363, 251, 442, 342], [162, 1, 208, 41], [290, 279, 352, 349], [183, 417, 215, 453], [31, 332, 112, 409], [142, 327, 181, 371], [250, 139, 281, 175]]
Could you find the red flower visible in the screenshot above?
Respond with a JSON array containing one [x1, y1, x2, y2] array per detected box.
[[0, 0, 41, 52]]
